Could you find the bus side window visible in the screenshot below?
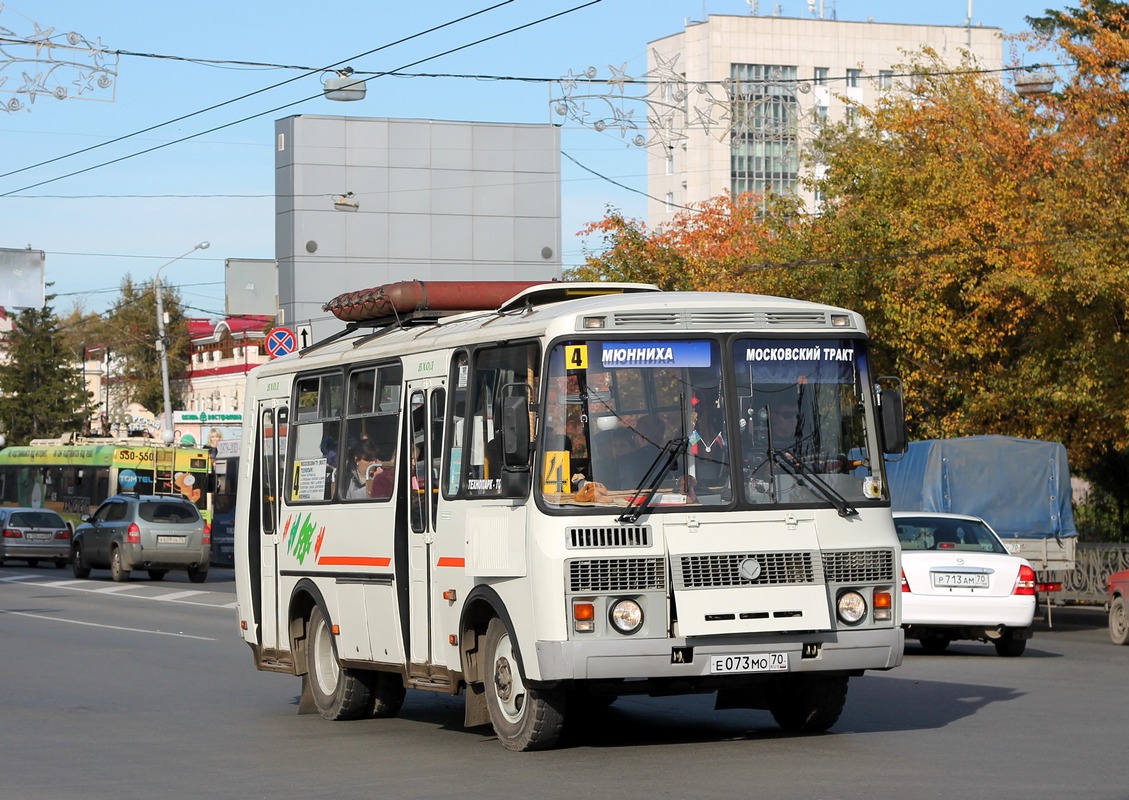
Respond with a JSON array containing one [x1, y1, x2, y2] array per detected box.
[[288, 372, 343, 503]]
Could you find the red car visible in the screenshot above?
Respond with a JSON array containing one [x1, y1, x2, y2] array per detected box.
[[1109, 569, 1129, 646]]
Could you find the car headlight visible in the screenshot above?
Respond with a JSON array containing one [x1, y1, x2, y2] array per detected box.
[[837, 590, 867, 625], [609, 598, 643, 634]]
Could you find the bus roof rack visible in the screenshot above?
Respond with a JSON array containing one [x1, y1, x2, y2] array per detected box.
[[322, 279, 660, 324]]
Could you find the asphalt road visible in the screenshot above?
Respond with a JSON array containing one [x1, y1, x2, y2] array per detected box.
[[1, 565, 1125, 800]]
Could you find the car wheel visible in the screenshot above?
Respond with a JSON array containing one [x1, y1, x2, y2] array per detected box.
[[1109, 596, 1129, 646], [994, 636, 1027, 658], [110, 547, 130, 582], [186, 565, 208, 583], [768, 674, 849, 733], [71, 545, 91, 579], [147, 569, 168, 581], [482, 616, 565, 751], [304, 604, 374, 721], [27, 558, 39, 568], [920, 635, 950, 655]]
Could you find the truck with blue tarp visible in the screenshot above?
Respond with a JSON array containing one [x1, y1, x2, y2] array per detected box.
[[884, 436, 1077, 582]]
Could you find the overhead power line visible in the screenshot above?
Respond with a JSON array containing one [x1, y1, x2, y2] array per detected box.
[[0, 0, 518, 184], [0, 0, 602, 198]]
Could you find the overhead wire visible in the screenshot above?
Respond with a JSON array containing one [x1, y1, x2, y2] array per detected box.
[[0, 0, 517, 182], [0, 1, 602, 196]]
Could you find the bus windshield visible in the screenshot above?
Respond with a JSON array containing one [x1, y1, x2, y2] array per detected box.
[[540, 336, 881, 512]]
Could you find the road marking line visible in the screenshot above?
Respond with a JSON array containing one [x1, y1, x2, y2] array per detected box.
[[0, 608, 215, 640], [155, 590, 206, 602]]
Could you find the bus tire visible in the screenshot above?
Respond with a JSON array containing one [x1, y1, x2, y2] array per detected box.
[[369, 672, 406, 718], [110, 547, 130, 582], [305, 604, 374, 721], [768, 674, 848, 734], [72, 545, 91, 579], [483, 617, 565, 751]]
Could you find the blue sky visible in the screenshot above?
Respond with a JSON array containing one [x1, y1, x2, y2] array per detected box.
[[0, 0, 1058, 317]]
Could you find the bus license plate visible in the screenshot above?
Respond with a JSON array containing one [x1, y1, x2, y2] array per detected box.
[[157, 535, 185, 545], [709, 653, 788, 674]]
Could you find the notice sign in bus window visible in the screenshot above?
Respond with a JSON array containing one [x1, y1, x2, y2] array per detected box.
[[542, 450, 571, 494], [292, 458, 328, 501]]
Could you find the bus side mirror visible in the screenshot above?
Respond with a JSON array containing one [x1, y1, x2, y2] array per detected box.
[[878, 377, 907, 455], [501, 395, 532, 470]]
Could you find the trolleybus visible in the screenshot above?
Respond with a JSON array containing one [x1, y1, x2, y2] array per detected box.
[[233, 280, 907, 750], [0, 436, 213, 529]]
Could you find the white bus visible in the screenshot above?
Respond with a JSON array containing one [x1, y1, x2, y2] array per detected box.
[[233, 280, 907, 751]]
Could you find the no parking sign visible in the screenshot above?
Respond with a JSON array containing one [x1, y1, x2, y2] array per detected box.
[[266, 327, 297, 359]]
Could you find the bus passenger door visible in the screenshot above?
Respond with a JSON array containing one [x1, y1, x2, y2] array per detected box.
[[257, 403, 287, 652], [405, 383, 443, 672]]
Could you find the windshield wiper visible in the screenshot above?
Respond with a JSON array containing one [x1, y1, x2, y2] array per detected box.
[[770, 449, 858, 518], [618, 438, 688, 524]]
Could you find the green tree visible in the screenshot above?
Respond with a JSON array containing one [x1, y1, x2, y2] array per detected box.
[[101, 275, 192, 417], [0, 294, 90, 444]]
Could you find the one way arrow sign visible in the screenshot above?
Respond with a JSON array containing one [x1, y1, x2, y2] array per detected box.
[[295, 323, 313, 350]]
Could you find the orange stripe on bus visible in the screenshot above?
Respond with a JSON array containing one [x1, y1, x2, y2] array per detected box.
[[436, 557, 465, 568], [317, 556, 392, 567]]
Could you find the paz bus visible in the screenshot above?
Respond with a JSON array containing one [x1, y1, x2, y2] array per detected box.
[[0, 436, 214, 530], [232, 280, 907, 751]]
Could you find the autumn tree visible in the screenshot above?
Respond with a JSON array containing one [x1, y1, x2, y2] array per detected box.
[[100, 275, 192, 417], [574, 0, 1129, 484], [0, 293, 90, 444]]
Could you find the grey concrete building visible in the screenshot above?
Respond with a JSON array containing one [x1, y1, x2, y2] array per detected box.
[[275, 116, 562, 338]]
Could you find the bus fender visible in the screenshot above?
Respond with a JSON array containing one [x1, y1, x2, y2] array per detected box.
[[458, 584, 521, 728], [287, 578, 330, 681]]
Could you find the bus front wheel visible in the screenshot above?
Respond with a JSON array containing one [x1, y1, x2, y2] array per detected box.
[[483, 617, 565, 751], [305, 605, 374, 721], [768, 674, 849, 733]]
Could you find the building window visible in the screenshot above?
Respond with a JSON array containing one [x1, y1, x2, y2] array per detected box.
[[666, 150, 674, 175], [665, 192, 675, 212], [845, 106, 858, 128], [814, 66, 828, 85], [879, 69, 893, 90], [729, 63, 799, 201], [846, 68, 861, 88]]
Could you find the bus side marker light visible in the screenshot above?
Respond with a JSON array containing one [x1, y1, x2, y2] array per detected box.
[[442, 589, 457, 602], [574, 602, 595, 633], [240, 620, 248, 631], [331, 624, 340, 635], [449, 634, 458, 646], [872, 589, 892, 621]]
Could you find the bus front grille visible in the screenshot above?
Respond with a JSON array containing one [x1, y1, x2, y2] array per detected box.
[[567, 525, 651, 549], [821, 549, 896, 583], [674, 551, 820, 589], [568, 557, 666, 592]]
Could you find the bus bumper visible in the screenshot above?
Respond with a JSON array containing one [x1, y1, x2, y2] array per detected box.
[[531, 627, 904, 682]]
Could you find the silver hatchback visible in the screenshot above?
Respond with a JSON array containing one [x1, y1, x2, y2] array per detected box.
[[0, 507, 71, 568], [71, 494, 210, 582]]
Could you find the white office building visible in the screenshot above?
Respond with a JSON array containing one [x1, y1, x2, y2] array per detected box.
[[646, 14, 1003, 224]]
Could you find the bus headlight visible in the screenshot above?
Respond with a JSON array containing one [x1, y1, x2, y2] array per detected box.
[[836, 590, 867, 625], [609, 598, 643, 634]]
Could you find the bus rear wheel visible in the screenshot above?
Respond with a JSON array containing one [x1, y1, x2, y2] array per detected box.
[[483, 617, 565, 751], [768, 674, 849, 733], [305, 605, 374, 721]]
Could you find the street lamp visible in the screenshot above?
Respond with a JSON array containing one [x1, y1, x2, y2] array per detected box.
[[155, 241, 210, 441]]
